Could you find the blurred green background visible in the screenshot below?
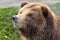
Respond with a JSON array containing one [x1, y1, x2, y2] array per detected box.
[[0, 8, 22, 40], [0, 1, 60, 40]]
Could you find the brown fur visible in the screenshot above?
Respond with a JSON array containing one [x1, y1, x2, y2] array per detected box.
[[14, 2, 60, 40]]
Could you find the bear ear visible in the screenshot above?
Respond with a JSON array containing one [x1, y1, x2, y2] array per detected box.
[[20, 2, 29, 7], [41, 6, 49, 18]]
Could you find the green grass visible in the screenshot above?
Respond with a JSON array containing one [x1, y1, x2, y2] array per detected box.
[[0, 8, 22, 40]]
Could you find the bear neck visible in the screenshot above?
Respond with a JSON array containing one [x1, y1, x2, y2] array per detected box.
[[19, 25, 57, 40]]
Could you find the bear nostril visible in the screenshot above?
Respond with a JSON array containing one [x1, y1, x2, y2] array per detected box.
[[13, 15, 17, 21]]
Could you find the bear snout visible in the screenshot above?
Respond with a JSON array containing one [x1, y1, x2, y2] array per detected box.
[[13, 15, 18, 21]]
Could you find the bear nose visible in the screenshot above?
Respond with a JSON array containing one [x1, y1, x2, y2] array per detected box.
[[13, 15, 17, 21]]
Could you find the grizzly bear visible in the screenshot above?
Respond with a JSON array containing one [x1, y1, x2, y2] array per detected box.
[[13, 2, 60, 40]]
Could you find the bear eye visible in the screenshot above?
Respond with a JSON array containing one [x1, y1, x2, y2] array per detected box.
[[27, 14, 33, 17], [20, 12, 22, 14], [32, 9, 37, 11]]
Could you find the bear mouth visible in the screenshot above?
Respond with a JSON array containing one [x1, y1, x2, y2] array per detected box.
[[12, 21, 23, 28]]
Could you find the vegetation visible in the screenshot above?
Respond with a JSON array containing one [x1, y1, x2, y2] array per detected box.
[[0, 8, 22, 40]]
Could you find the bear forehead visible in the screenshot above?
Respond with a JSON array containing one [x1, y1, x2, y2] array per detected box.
[[19, 3, 45, 13], [23, 3, 45, 8]]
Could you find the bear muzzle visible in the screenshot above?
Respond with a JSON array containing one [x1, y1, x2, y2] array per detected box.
[[13, 15, 18, 21]]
